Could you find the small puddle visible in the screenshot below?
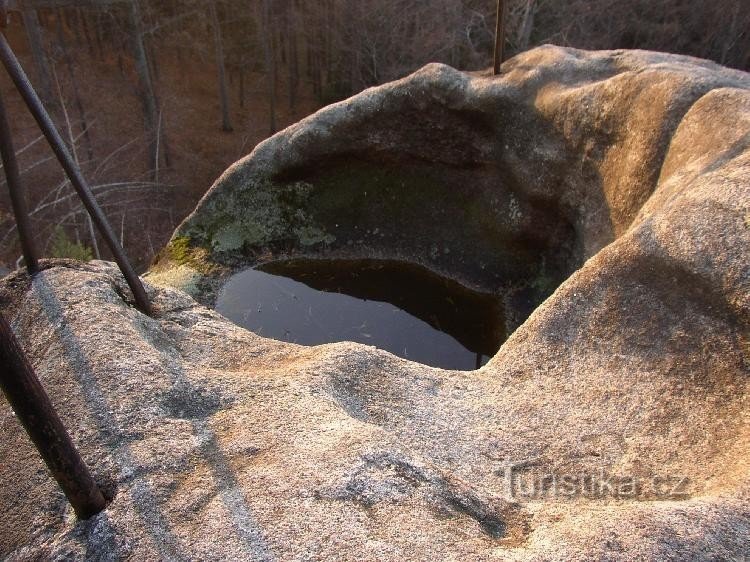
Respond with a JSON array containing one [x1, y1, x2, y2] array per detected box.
[[216, 259, 506, 370]]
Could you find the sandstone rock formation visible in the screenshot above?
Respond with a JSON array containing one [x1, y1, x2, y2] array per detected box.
[[1, 46, 749, 559]]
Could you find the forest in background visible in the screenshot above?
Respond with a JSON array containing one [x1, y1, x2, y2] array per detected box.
[[0, 0, 748, 271]]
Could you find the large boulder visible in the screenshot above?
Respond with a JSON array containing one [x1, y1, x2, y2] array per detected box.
[[1, 46, 749, 559], [150, 46, 749, 326]]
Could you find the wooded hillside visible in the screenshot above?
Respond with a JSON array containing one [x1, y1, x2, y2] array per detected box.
[[1, 0, 747, 270]]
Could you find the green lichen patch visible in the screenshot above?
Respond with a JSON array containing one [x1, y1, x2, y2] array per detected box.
[[145, 264, 203, 297], [178, 180, 337, 260], [167, 236, 194, 265], [213, 223, 252, 253], [156, 236, 216, 277]]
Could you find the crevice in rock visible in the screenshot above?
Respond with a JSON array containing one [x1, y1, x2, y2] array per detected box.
[[315, 451, 530, 544]]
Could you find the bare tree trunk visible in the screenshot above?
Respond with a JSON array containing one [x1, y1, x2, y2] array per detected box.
[[518, 0, 536, 51], [78, 8, 95, 58], [239, 62, 245, 109], [65, 8, 81, 43], [261, 0, 277, 135], [720, 1, 740, 65], [175, 44, 185, 81], [127, 0, 160, 175], [146, 40, 161, 84], [493, 0, 507, 74], [87, 215, 100, 260], [287, 1, 299, 114], [311, 34, 322, 102], [93, 11, 105, 61], [55, 20, 93, 161], [325, 0, 333, 77], [21, 9, 54, 104], [117, 51, 125, 76], [209, 0, 233, 132]]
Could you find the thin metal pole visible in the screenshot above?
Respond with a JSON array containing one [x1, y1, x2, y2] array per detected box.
[[0, 32, 152, 315], [0, 89, 39, 274], [0, 311, 106, 519], [493, 0, 507, 75]]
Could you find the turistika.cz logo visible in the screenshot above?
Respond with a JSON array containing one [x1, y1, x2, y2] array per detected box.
[[495, 460, 691, 500]]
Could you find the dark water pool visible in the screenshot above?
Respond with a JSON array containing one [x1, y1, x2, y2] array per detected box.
[[215, 259, 506, 370]]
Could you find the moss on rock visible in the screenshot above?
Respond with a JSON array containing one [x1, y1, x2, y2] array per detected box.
[[144, 264, 203, 297]]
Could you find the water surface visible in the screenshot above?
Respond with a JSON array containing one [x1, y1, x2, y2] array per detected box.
[[216, 259, 505, 370]]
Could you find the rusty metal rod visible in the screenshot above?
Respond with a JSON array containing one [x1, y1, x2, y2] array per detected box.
[[0, 31, 152, 315], [0, 311, 106, 519], [493, 0, 507, 75], [0, 89, 39, 274]]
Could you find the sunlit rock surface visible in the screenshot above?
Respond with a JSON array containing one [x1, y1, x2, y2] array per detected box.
[[2, 46, 749, 559]]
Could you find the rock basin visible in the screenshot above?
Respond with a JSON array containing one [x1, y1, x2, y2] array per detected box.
[[1, 46, 749, 559], [216, 258, 506, 370]]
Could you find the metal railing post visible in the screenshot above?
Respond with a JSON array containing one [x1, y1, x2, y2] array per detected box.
[[0, 30, 152, 315], [0, 89, 39, 274], [493, 0, 507, 75], [0, 311, 106, 519]]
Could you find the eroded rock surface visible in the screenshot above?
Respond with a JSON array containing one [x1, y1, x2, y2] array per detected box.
[[1, 46, 749, 560]]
